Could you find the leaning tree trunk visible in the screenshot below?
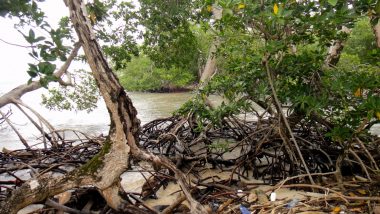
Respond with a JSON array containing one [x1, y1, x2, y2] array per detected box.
[[67, 1, 206, 212], [0, 0, 137, 212], [199, 39, 219, 86], [324, 26, 351, 68], [372, 18, 380, 48], [198, 5, 222, 87], [1, 0, 207, 213]]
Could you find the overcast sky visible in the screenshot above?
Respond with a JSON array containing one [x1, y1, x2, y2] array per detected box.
[[0, 1, 68, 92]]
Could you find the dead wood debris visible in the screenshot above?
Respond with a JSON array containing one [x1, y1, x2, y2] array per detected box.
[[1, 116, 380, 213]]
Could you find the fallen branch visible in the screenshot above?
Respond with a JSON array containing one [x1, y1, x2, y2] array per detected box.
[[280, 183, 380, 202], [161, 193, 187, 214], [45, 198, 91, 214]]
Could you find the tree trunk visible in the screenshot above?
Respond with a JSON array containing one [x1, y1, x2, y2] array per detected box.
[[66, 0, 140, 209], [199, 5, 222, 87], [66, 1, 207, 212], [199, 39, 219, 85], [324, 40, 345, 67], [372, 19, 380, 48], [324, 26, 351, 68]]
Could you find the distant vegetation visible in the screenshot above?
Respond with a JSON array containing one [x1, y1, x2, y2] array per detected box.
[[116, 55, 196, 92], [339, 17, 380, 67]]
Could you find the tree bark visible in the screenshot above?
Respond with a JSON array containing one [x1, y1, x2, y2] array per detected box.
[[66, 2, 207, 211], [323, 26, 351, 68], [324, 40, 344, 67], [199, 5, 222, 87], [199, 39, 219, 85], [66, 0, 139, 209], [372, 19, 380, 48], [67, 1, 207, 212]]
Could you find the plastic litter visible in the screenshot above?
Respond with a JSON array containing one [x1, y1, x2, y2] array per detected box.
[[286, 198, 299, 209], [270, 192, 276, 201], [239, 205, 250, 214]]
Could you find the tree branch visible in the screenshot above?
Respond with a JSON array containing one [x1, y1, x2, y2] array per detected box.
[[0, 110, 30, 149], [0, 42, 81, 108], [0, 37, 36, 48], [263, 54, 315, 185]]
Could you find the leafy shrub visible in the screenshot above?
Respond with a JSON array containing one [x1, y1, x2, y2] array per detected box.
[[116, 55, 196, 91]]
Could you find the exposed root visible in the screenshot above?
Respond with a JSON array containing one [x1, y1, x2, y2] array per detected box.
[[1, 114, 379, 213], [0, 117, 380, 213]]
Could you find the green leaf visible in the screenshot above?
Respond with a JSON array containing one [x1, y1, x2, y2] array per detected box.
[[28, 50, 39, 59], [34, 36, 45, 43], [27, 78, 33, 85], [28, 29, 35, 43], [28, 63, 38, 71], [39, 78, 49, 88], [327, 0, 337, 6], [59, 54, 67, 61], [27, 70, 38, 78], [38, 62, 56, 75], [375, 0, 380, 14], [27, 63, 38, 78], [223, 8, 233, 17]]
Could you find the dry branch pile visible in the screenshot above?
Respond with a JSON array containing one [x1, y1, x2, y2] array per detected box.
[[1, 115, 380, 213]]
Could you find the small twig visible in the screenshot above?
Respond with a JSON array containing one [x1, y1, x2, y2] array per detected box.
[[37, 163, 68, 177], [280, 184, 380, 202], [274, 171, 336, 192], [295, 136, 333, 166], [45, 198, 91, 214], [0, 110, 30, 149], [349, 149, 371, 181], [13, 99, 60, 146], [0, 37, 36, 48], [128, 194, 158, 214], [5, 171, 24, 186], [14, 102, 53, 144], [0, 109, 11, 125], [81, 200, 94, 213], [355, 137, 379, 171]]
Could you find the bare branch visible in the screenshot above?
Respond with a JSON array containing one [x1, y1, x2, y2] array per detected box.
[[0, 42, 81, 108], [0, 110, 30, 149], [263, 54, 315, 185], [0, 37, 36, 48], [0, 109, 11, 125], [14, 102, 54, 145], [13, 99, 61, 146]]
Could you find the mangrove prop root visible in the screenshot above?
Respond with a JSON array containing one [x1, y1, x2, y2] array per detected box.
[[1, 114, 379, 213]]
